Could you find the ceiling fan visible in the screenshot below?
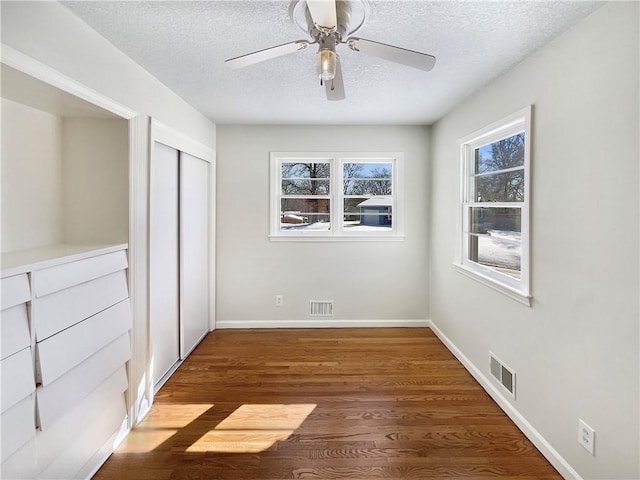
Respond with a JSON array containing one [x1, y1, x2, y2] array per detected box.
[[224, 0, 436, 101]]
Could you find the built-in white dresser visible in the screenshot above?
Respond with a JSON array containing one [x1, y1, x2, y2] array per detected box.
[[1, 244, 132, 480]]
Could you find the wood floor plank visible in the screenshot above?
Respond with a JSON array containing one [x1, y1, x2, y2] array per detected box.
[[93, 328, 561, 480]]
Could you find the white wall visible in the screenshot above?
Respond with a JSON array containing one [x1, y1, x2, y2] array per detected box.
[[216, 125, 429, 326], [63, 118, 129, 244], [429, 3, 639, 479], [1, 98, 64, 252], [1, 104, 129, 250]]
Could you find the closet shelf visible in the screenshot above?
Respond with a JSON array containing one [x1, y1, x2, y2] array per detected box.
[[1, 243, 128, 277]]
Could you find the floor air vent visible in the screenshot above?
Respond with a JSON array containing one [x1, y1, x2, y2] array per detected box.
[[489, 352, 516, 398], [310, 300, 333, 317]]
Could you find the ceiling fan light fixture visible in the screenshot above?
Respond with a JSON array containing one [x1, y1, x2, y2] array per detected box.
[[316, 48, 337, 81], [227, 0, 434, 101]]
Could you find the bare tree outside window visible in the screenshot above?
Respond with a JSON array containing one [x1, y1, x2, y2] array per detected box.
[[272, 152, 403, 238], [342, 163, 393, 229], [475, 133, 525, 203], [281, 162, 331, 227], [468, 132, 525, 278], [457, 107, 531, 300]]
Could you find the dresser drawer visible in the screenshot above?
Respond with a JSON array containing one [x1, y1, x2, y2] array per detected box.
[[1, 303, 31, 360], [1, 348, 35, 412], [1, 394, 36, 462], [1, 274, 30, 310], [31, 250, 128, 298], [32, 270, 128, 342], [41, 394, 126, 480], [36, 299, 132, 386], [37, 333, 130, 430], [0, 436, 37, 480], [35, 367, 127, 474]]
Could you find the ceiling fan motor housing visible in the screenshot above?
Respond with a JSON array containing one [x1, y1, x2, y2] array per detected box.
[[291, 0, 369, 41], [308, 0, 350, 38]]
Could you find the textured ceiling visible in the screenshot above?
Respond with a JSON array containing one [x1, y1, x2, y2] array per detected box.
[[62, 0, 603, 125]]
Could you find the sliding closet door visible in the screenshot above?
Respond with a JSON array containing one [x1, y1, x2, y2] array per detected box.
[[150, 142, 180, 383], [179, 152, 210, 356]]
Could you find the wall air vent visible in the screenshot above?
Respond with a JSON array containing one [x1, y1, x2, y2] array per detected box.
[[309, 300, 333, 317], [489, 352, 516, 398]]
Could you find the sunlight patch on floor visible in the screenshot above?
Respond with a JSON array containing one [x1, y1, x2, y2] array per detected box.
[[186, 430, 294, 453], [118, 403, 214, 453], [117, 428, 178, 454], [186, 404, 316, 453]]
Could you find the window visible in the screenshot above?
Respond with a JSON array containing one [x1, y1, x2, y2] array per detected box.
[[270, 152, 403, 240], [456, 106, 531, 304]]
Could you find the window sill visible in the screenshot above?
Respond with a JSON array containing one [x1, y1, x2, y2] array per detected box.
[[269, 235, 405, 242], [453, 263, 531, 307]]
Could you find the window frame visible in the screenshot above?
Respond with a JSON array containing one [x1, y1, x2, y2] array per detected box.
[[269, 152, 404, 241], [455, 106, 532, 305]]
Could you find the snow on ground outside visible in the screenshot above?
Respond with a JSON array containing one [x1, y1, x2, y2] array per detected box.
[[478, 230, 521, 272], [280, 221, 391, 232]]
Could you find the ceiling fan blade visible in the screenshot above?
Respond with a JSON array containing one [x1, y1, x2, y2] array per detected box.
[[225, 40, 310, 69], [325, 56, 345, 101], [306, 0, 337, 30], [347, 37, 436, 72]]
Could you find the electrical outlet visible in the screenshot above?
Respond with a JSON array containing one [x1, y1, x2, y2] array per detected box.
[[275, 295, 283, 307], [578, 419, 595, 455]]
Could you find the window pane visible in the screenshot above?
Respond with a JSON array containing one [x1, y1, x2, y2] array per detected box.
[[281, 198, 329, 214], [475, 132, 524, 174], [468, 206, 521, 277], [469, 234, 521, 278], [344, 197, 393, 214], [282, 179, 330, 195], [475, 169, 524, 202], [343, 214, 393, 231], [282, 162, 330, 179], [343, 197, 393, 215], [469, 207, 521, 235], [343, 162, 393, 195], [343, 162, 392, 178], [280, 198, 330, 231], [344, 197, 363, 214], [342, 196, 393, 231], [344, 179, 392, 195]]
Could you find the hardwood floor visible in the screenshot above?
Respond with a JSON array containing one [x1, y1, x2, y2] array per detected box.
[[94, 328, 562, 480]]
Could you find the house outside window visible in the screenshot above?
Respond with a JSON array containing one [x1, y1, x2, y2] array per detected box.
[[270, 152, 404, 241], [455, 106, 532, 305], [357, 197, 393, 226]]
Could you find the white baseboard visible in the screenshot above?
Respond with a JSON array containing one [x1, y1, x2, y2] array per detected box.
[[216, 319, 429, 329], [426, 320, 582, 480]]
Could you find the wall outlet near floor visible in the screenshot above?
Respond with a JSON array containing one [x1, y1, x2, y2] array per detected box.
[[275, 295, 283, 306], [578, 419, 595, 455]]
